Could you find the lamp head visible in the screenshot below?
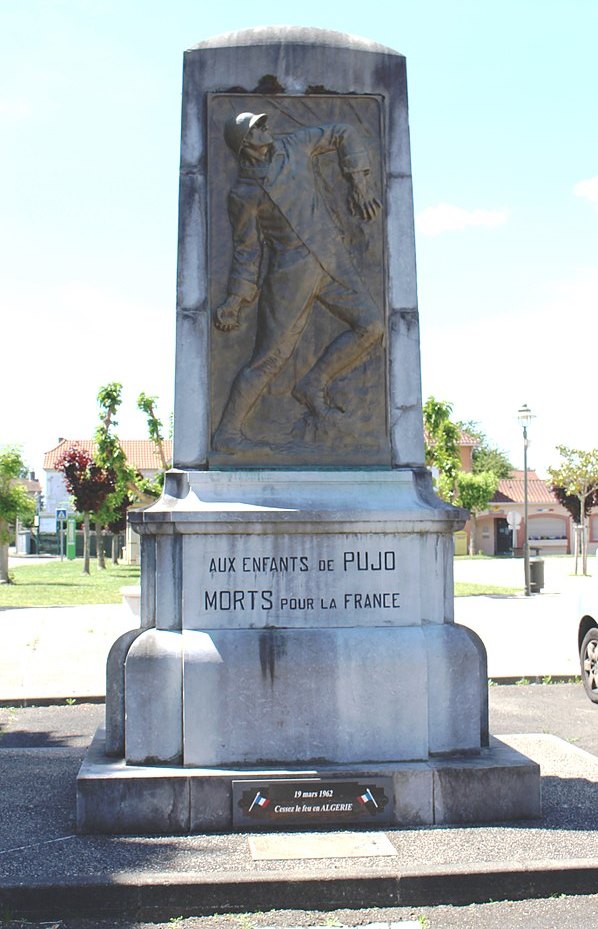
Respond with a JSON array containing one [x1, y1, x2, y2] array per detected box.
[[517, 403, 535, 426]]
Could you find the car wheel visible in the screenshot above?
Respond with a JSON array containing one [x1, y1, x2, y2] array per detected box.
[[580, 627, 598, 704]]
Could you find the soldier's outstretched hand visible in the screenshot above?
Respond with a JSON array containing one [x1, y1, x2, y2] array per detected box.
[[214, 296, 243, 332], [348, 171, 381, 222]]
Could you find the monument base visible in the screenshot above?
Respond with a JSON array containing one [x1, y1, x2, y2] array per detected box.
[[76, 728, 541, 834]]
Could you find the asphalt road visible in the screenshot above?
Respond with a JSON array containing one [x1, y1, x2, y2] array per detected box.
[[1, 685, 597, 928]]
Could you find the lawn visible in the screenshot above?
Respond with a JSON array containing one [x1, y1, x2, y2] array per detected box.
[[0, 560, 140, 607]]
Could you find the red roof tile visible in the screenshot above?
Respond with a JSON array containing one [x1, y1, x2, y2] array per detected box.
[[424, 429, 479, 448], [458, 430, 479, 446], [43, 439, 173, 472], [493, 471, 558, 505]]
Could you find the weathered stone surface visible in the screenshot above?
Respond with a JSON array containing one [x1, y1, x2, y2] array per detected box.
[[173, 26, 422, 469], [432, 739, 542, 824], [76, 729, 541, 833], [77, 729, 190, 834], [390, 765, 434, 826], [104, 627, 144, 757], [134, 470, 467, 637], [183, 626, 430, 766], [188, 775, 232, 832], [125, 629, 183, 765], [127, 475, 484, 771], [423, 624, 486, 756]]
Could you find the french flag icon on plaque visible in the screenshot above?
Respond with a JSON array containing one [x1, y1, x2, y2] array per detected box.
[[248, 790, 271, 812]]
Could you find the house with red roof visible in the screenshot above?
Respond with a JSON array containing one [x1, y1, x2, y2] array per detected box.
[[474, 470, 575, 557], [41, 438, 172, 534]]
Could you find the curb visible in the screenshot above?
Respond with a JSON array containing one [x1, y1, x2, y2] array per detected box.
[[1, 860, 597, 920], [0, 696, 105, 708]]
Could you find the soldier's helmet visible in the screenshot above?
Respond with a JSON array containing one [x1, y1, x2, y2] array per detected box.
[[223, 112, 268, 155]]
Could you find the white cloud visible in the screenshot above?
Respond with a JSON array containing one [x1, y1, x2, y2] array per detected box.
[[416, 203, 510, 237], [573, 176, 598, 203]]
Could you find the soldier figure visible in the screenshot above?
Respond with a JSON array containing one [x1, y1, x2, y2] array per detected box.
[[213, 111, 383, 452]]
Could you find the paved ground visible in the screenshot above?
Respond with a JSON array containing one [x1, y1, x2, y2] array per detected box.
[[454, 555, 596, 679], [0, 602, 132, 700], [0, 686, 597, 925]]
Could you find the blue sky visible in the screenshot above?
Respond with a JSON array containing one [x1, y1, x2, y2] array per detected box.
[[2, 0, 597, 480]]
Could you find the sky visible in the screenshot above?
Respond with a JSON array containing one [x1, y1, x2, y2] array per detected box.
[[1, 0, 597, 484]]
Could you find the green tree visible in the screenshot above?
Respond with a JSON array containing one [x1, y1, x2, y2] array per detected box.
[[137, 391, 171, 497], [95, 383, 139, 567], [459, 420, 513, 479], [455, 470, 499, 556], [56, 445, 115, 575], [550, 484, 598, 526], [424, 401, 503, 552], [548, 446, 598, 576], [0, 447, 37, 583], [423, 397, 460, 502], [137, 392, 169, 471], [96, 383, 159, 563]]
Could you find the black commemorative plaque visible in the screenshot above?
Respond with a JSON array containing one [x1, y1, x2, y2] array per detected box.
[[232, 777, 393, 829]]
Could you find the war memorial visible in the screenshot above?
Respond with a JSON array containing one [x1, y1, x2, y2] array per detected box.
[[76, 26, 541, 833]]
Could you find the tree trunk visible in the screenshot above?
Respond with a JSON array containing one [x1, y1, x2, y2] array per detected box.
[[157, 437, 168, 472], [111, 532, 119, 565], [82, 513, 90, 575], [468, 515, 477, 556], [96, 521, 106, 569]]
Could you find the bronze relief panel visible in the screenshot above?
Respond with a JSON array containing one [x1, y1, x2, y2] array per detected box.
[[208, 94, 389, 467]]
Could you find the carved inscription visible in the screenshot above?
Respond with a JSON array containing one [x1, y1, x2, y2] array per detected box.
[[197, 542, 400, 621]]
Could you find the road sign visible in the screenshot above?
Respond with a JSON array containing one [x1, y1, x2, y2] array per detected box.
[[56, 508, 67, 521], [506, 510, 521, 531]]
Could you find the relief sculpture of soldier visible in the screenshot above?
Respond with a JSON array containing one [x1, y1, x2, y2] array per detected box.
[[212, 110, 384, 453]]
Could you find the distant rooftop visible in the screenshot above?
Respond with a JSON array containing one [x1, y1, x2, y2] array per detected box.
[[494, 470, 558, 505], [458, 430, 479, 447], [15, 477, 42, 495], [44, 439, 172, 472]]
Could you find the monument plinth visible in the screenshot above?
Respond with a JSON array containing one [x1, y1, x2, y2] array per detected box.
[[77, 26, 540, 834]]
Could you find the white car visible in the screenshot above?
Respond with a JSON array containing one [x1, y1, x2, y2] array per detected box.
[[579, 588, 598, 703]]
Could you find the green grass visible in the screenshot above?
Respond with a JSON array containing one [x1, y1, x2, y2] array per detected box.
[[454, 553, 494, 559], [455, 581, 521, 597], [0, 560, 140, 607]]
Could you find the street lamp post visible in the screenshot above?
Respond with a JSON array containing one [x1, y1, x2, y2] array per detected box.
[[517, 403, 535, 596]]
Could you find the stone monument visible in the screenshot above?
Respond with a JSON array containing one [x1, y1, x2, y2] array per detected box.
[[77, 26, 541, 833]]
